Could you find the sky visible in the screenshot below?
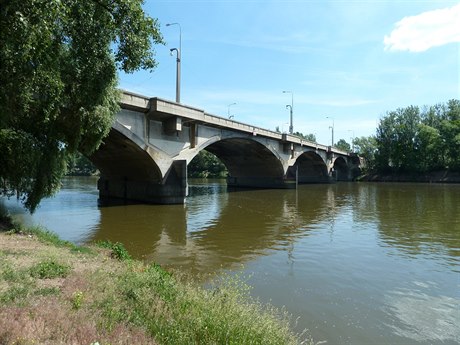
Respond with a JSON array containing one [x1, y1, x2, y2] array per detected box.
[[118, 0, 460, 146]]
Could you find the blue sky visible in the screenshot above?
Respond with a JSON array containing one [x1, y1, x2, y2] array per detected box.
[[119, 0, 460, 146]]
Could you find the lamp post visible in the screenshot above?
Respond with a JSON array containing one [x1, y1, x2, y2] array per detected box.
[[227, 102, 236, 119], [282, 91, 293, 134], [326, 116, 334, 147], [166, 22, 181, 103]]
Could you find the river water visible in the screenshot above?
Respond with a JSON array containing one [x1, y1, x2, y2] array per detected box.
[[2, 177, 459, 345]]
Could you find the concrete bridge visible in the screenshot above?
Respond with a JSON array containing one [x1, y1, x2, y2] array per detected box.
[[90, 90, 361, 204]]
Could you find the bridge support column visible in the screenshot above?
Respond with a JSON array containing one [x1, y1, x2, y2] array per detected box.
[[97, 160, 188, 205]]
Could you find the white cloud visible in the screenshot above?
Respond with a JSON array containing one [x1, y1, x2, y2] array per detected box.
[[384, 3, 460, 52]]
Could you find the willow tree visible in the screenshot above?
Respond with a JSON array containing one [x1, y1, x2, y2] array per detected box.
[[0, 0, 163, 211]]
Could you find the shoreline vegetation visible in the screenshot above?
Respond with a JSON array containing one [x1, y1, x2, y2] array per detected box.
[[359, 170, 460, 183], [0, 217, 309, 345]]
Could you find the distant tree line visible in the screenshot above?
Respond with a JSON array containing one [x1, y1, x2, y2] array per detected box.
[[188, 151, 228, 178], [353, 99, 460, 174], [67, 153, 98, 176]]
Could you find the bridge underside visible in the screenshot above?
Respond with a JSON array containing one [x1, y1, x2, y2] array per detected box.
[[287, 151, 330, 183], [205, 138, 290, 188], [89, 129, 187, 204]]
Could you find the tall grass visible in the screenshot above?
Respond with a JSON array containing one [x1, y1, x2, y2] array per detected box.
[[93, 261, 301, 344]]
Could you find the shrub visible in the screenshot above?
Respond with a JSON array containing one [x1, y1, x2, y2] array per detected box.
[[97, 240, 131, 261], [30, 260, 70, 279]]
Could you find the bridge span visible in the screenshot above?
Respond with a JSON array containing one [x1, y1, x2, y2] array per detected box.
[[89, 90, 361, 204]]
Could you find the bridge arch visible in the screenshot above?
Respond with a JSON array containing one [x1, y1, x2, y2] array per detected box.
[[288, 150, 329, 183], [89, 126, 162, 182], [89, 125, 188, 204], [332, 156, 349, 181], [200, 137, 286, 188]]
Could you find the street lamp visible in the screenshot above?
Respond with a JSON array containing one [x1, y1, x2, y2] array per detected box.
[[227, 102, 236, 119], [166, 22, 181, 52], [169, 48, 181, 103], [282, 91, 293, 134], [326, 116, 334, 146], [166, 22, 181, 103]]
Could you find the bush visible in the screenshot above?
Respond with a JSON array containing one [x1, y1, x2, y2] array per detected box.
[[97, 240, 132, 261], [30, 260, 70, 279]]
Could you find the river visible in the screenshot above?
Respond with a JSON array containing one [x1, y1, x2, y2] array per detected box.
[[2, 177, 459, 345]]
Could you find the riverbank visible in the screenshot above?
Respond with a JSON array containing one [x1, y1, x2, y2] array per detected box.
[[360, 170, 460, 183], [0, 221, 306, 345]]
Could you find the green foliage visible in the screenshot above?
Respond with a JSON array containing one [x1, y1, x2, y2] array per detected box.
[[0, 0, 164, 212], [1, 262, 26, 282], [97, 263, 302, 344], [188, 150, 228, 178], [293, 131, 316, 142], [97, 240, 132, 261], [353, 136, 377, 172], [0, 285, 30, 304], [335, 139, 351, 152], [30, 259, 70, 279], [11, 226, 93, 254], [373, 100, 460, 174], [72, 290, 84, 310], [67, 152, 98, 176], [26, 227, 65, 245]]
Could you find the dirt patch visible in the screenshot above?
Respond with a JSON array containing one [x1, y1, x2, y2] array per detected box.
[[0, 232, 155, 345]]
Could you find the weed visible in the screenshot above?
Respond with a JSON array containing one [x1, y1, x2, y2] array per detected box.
[[72, 290, 84, 310], [29, 259, 70, 279], [0, 285, 30, 304], [97, 240, 131, 261]]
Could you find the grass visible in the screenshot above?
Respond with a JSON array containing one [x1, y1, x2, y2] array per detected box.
[[0, 218, 312, 345], [8, 223, 94, 255]]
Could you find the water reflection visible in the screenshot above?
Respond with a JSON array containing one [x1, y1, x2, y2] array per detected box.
[[88, 182, 350, 274], [353, 183, 460, 269]]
